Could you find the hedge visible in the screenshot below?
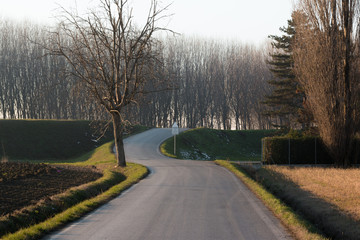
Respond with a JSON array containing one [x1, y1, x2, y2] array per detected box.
[[262, 136, 334, 165]]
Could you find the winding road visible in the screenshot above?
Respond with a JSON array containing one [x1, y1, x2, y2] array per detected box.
[[45, 128, 292, 240]]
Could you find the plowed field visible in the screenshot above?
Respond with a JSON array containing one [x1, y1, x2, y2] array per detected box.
[[0, 162, 102, 216]]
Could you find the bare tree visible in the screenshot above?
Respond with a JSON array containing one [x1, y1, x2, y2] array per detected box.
[[293, 0, 360, 167], [135, 36, 272, 130], [0, 16, 273, 132], [48, 0, 170, 167]]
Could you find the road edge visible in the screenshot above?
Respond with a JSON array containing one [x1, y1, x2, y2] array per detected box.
[[214, 160, 328, 240], [2, 163, 149, 240]]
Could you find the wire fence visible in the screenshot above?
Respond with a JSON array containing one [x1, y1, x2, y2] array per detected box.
[[261, 138, 320, 165]]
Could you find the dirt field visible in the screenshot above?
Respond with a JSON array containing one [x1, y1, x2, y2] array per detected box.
[[0, 162, 102, 216]]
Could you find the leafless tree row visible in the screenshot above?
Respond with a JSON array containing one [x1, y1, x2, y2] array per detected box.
[[0, 19, 274, 130], [134, 37, 273, 130], [0, 20, 103, 120]]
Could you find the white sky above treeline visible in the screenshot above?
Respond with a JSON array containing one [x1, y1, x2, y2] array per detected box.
[[0, 0, 294, 45]]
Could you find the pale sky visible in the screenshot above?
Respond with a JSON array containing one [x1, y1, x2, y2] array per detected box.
[[0, 0, 294, 45]]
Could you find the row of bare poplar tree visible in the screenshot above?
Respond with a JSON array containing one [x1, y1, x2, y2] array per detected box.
[[135, 38, 272, 129], [0, 19, 274, 130], [292, 0, 360, 166], [0, 20, 102, 120]]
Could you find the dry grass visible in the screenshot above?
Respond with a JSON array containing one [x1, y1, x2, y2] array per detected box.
[[216, 160, 328, 240], [249, 166, 360, 239], [267, 166, 360, 221]]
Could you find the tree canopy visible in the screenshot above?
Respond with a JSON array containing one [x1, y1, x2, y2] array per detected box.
[[48, 0, 170, 166], [263, 16, 306, 129]]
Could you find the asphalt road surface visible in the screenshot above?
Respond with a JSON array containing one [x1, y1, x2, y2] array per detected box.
[[45, 128, 292, 240]]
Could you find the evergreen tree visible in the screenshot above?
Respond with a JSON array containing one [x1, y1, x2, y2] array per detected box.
[[263, 16, 307, 129]]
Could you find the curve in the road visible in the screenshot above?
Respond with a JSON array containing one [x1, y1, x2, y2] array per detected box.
[[44, 128, 293, 240]]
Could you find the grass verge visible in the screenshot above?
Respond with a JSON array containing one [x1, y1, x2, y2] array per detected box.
[[256, 166, 360, 240], [2, 163, 147, 240], [0, 119, 150, 161], [215, 160, 328, 240], [1, 141, 149, 240], [161, 128, 275, 161]]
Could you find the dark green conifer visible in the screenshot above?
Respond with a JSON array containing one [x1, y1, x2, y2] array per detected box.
[[263, 17, 307, 128]]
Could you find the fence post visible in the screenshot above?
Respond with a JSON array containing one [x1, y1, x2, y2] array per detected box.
[[315, 138, 317, 165], [261, 139, 263, 163], [288, 138, 291, 165]]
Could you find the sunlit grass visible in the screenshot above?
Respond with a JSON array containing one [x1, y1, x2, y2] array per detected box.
[[219, 161, 360, 240], [3, 163, 147, 240], [267, 166, 360, 221], [1, 140, 148, 240], [215, 160, 328, 240]]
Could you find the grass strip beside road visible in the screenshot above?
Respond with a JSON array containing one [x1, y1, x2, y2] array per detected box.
[[0, 168, 122, 237], [3, 163, 148, 240], [2, 141, 149, 240], [215, 160, 328, 240], [257, 166, 360, 240]]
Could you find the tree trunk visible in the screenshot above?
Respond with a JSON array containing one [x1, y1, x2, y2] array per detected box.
[[342, 0, 352, 167], [112, 112, 126, 167]]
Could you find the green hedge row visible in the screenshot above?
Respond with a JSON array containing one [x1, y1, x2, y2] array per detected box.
[[262, 136, 334, 165]]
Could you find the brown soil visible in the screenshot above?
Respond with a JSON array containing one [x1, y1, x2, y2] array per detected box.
[[0, 162, 102, 216]]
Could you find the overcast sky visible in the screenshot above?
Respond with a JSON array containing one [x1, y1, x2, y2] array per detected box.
[[0, 0, 294, 45]]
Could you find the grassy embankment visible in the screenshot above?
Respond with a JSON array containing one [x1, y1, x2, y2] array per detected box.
[[160, 128, 275, 161], [161, 128, 354, 240], [0, 119, 148, 161], [0, 119, 111, 161], [0, 120, 149, 240]]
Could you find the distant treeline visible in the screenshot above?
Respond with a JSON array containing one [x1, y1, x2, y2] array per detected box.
[[136, 38, 272, 129], [0, 19, 274, 129], [0, 20, 103, 120]]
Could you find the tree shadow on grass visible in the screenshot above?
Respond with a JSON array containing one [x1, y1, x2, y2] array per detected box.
[[241, 165, 360, 240]]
